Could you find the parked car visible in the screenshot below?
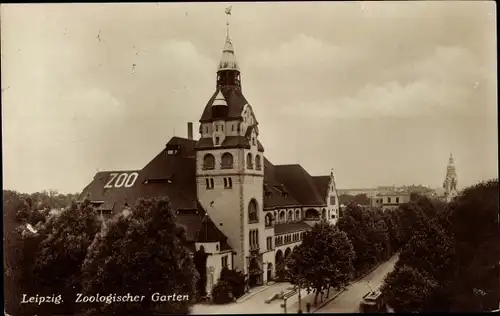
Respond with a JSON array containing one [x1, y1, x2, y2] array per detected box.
[[359, 291, 387, 313]]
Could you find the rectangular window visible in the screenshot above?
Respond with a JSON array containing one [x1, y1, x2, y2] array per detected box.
[[224, 177, 233, 189], [252, 138, 256, 146], [221, 125, 224, 132], [232, 125, 235, 132], [206, 178, 214, 190], [396, 197, 400, 203], [267, 237, 272, 251], [330, 196, 336, 205], [388, 197, 392, 203], [221, 255, 228, 268], [205, 126, 208, 134], [215, 125, 219, 132], [215, 137, 220, 145]]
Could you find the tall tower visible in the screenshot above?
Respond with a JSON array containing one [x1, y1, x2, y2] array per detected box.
[[195, 12, 265, 283], [443, 153, 458, 202]]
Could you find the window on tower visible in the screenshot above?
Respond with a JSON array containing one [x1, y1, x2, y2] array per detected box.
[[215, 137, 220, 145], [255, 155, 262, 170], [248, 199, 259, 223], [215, 125, 219, 132], [246, 153, 253, 169], [203, 154, 215, 170], [221, 152, 234, 169], [224, 177, 232, 189], [206, 178, 215, 190]]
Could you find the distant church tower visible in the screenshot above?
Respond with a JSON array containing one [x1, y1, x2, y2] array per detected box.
[[195, 11, 265, 283], [443, 153, 458, 202]]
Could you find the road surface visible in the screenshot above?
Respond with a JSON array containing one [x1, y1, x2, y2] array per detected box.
[[316, 255, 398, 313]]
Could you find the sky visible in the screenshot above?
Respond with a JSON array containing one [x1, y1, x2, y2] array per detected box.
[[1, 1, 498, 194]]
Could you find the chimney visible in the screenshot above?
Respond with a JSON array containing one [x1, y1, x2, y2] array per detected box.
[[187, 122, 193, 140]]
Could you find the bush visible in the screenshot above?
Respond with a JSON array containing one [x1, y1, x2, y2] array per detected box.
[[220, 268, 246, 299], [211, 280, 234, 304]]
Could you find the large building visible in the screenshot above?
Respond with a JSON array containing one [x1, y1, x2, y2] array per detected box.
[[370, 192, 411, 212], [79, 23, 340, 294]]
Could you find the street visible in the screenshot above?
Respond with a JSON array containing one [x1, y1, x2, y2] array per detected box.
[[315, 254, 398, 313]]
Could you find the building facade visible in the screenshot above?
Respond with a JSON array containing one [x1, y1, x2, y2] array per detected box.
[[80, 25, 340, 295], [370, 192, 411, 212]]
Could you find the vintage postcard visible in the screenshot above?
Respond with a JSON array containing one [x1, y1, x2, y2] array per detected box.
[[2, 2, 498, 315]]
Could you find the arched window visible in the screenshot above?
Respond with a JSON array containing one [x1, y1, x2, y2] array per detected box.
[[246, 153, 253, 169], [203, 154, 215, 170], [265, 213, 273, 227], [287, 210, 293, 223], [248, 199, 259, 223], [221, 152, 234, 169], [279, 211, 286, 223], [255, 155, 262, 170], [295, 210, 301, 221]]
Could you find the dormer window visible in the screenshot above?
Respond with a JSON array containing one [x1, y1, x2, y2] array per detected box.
[[252, 137, 256, 146]]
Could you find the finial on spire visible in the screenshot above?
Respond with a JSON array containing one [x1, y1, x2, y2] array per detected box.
[[225, 6, 232, 39]]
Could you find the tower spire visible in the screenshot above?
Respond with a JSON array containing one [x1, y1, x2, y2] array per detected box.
[[443, 153, 458, 202], [217, 5, 240, 87]]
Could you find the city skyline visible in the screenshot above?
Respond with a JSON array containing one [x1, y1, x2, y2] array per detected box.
[[2, 2, 497, 194]]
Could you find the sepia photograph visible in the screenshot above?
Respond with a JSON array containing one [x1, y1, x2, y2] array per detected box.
[[2, 1, 498, 315]]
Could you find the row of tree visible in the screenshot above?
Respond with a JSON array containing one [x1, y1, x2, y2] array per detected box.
[[4, 191, 198, 316], [281, 186, 469, 308], [381, 179, 499, 312]]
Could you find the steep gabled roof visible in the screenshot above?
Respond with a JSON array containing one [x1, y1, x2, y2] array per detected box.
[[195, 135, 264, 152], [79, 170, 142, 212], [80, 136, 232, 250], [274, 164, 325, 206], [312, 176, 331, 200], [200, 87, 249, 123], [263, 158, 300, 208]]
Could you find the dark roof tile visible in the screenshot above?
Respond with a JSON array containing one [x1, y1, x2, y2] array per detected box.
[[274, 165, 325, 206], [274, 221, 312, 235], [312, 176, 330, 199], [200, 87, 249, 123]]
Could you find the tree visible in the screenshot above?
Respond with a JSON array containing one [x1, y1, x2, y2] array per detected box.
[[338, 204, 383, 275], [211, 280, 233, 304], [194, 247, 209, 299], [30, 199, 101, 315], [381, 265, 439, 313], [447, 179, 499, 312], [285, 222, 355, 305], [397, 221, 456, 283], [81, 197, 198, 315]]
